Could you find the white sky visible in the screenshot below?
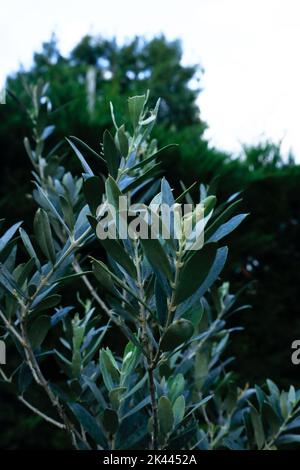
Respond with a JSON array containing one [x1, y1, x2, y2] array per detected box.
[[1, 0, 300, 159]]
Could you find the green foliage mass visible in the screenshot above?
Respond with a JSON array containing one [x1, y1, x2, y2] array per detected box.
[[1, 34, 300, 448], [1, 84, 300, 450]]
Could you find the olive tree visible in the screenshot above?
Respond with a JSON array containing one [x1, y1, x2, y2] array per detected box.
[[1, 82, 300, 450]]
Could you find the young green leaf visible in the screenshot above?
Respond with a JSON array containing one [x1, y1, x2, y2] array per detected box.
[[174, 243, 218, 305], [103, 130, 120, 179], [250, 405, 265, 449], [141, 238, 173, 281], [59, 195, 75, 230], [31, 294, 62, 312], [66, 138, 94, 175], [69, 403, 107, 448], [83, 176, 104, 215], [92, 259, 116, 294], [28, 315, 51, 349], [158, 396, 174, 436], [128, 94, 146, 129], [33, 209, 56, 264], [99, 238, 136, 279], [208, 214, 248, 243], [128, 144, 177, 172], [0, 221, 22, 252], [203, 195, 217, 216], [173, 395, 185, 427], [109, 387, 127, 410], [105, 176, 122, 210], [69, 135, 106, 164], [116, 125, 129, 157], [19, 228, 41, 270], [100, 348, 120, 392], [205, 198, 242, 241]]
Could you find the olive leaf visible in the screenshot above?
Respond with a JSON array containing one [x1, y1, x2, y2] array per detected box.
[[174, 243, 218, 305], [161, 319, 194, 351], [33, 208, 56, 264]]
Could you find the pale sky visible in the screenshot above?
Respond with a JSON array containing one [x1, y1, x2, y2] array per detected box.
[[1, 0, 300, 159]]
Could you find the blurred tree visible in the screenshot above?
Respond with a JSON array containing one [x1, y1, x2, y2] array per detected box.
[[241, 139, 295, 173], [0, 34, 207, 225]]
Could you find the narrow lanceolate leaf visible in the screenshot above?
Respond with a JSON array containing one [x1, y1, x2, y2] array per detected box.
[[92, 258, 143, 307], [128, 94, 146, 129], [100, 348, 120, 392], [128, 144, 177, 172], [250, 405, 265, 449], [83, 176, 104, 215], [69, 135, 106, 164], [69, 403, 107, 448], [121, 163, 161, 192], [31, 294, 62, 312], [177, 246, 228, 315], [0, 263, 27, 299], [55, 272, 92, 287], [28, 315, 51, 349], [276, 434, 300, 445], [92, 259, 116, 294], [161, 177, 175, 238], [105, 176, 122, 210], [33, 209, 56, 264], [173, 395, 185, 427], [59, 195, 74, 230], [99, 238, 136, 279], [175, 182, 197, 203], [205, 198, 242, 241], [203, 195, 217, 216], [103, 130, 120, 179], [116, 125, 129, 157], [35, 185, 71, 235], [24, 137, 35, 164], [208, 214, 248, 243], [19, 228, 41, 270], [158, 396, 174, 436], [16, 258, 36, 288], [174, 243, 218, 305], [109, 387, 127, 410], [0, 221, 22, 252], [141, 238, 173, 281], [66, 138, 94, 175]]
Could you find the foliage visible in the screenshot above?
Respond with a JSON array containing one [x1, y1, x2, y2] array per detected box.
[[1, 83, 300, 450]]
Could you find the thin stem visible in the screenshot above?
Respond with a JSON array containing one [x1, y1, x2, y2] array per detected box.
[[263, 409, 296, 450], [153, 244, 184, 366], [18, 310, 79, 448], [73, 258, 149, 358], [0, 367, 11, 382], [134, 240, 159, 450], [148, 365, 159, 450], [18, 396, 66, 430], [28, 226, 92, 309], [73, 259, 114, 318], [0, 308, 24, 345], [166, 245, 184, 329]]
